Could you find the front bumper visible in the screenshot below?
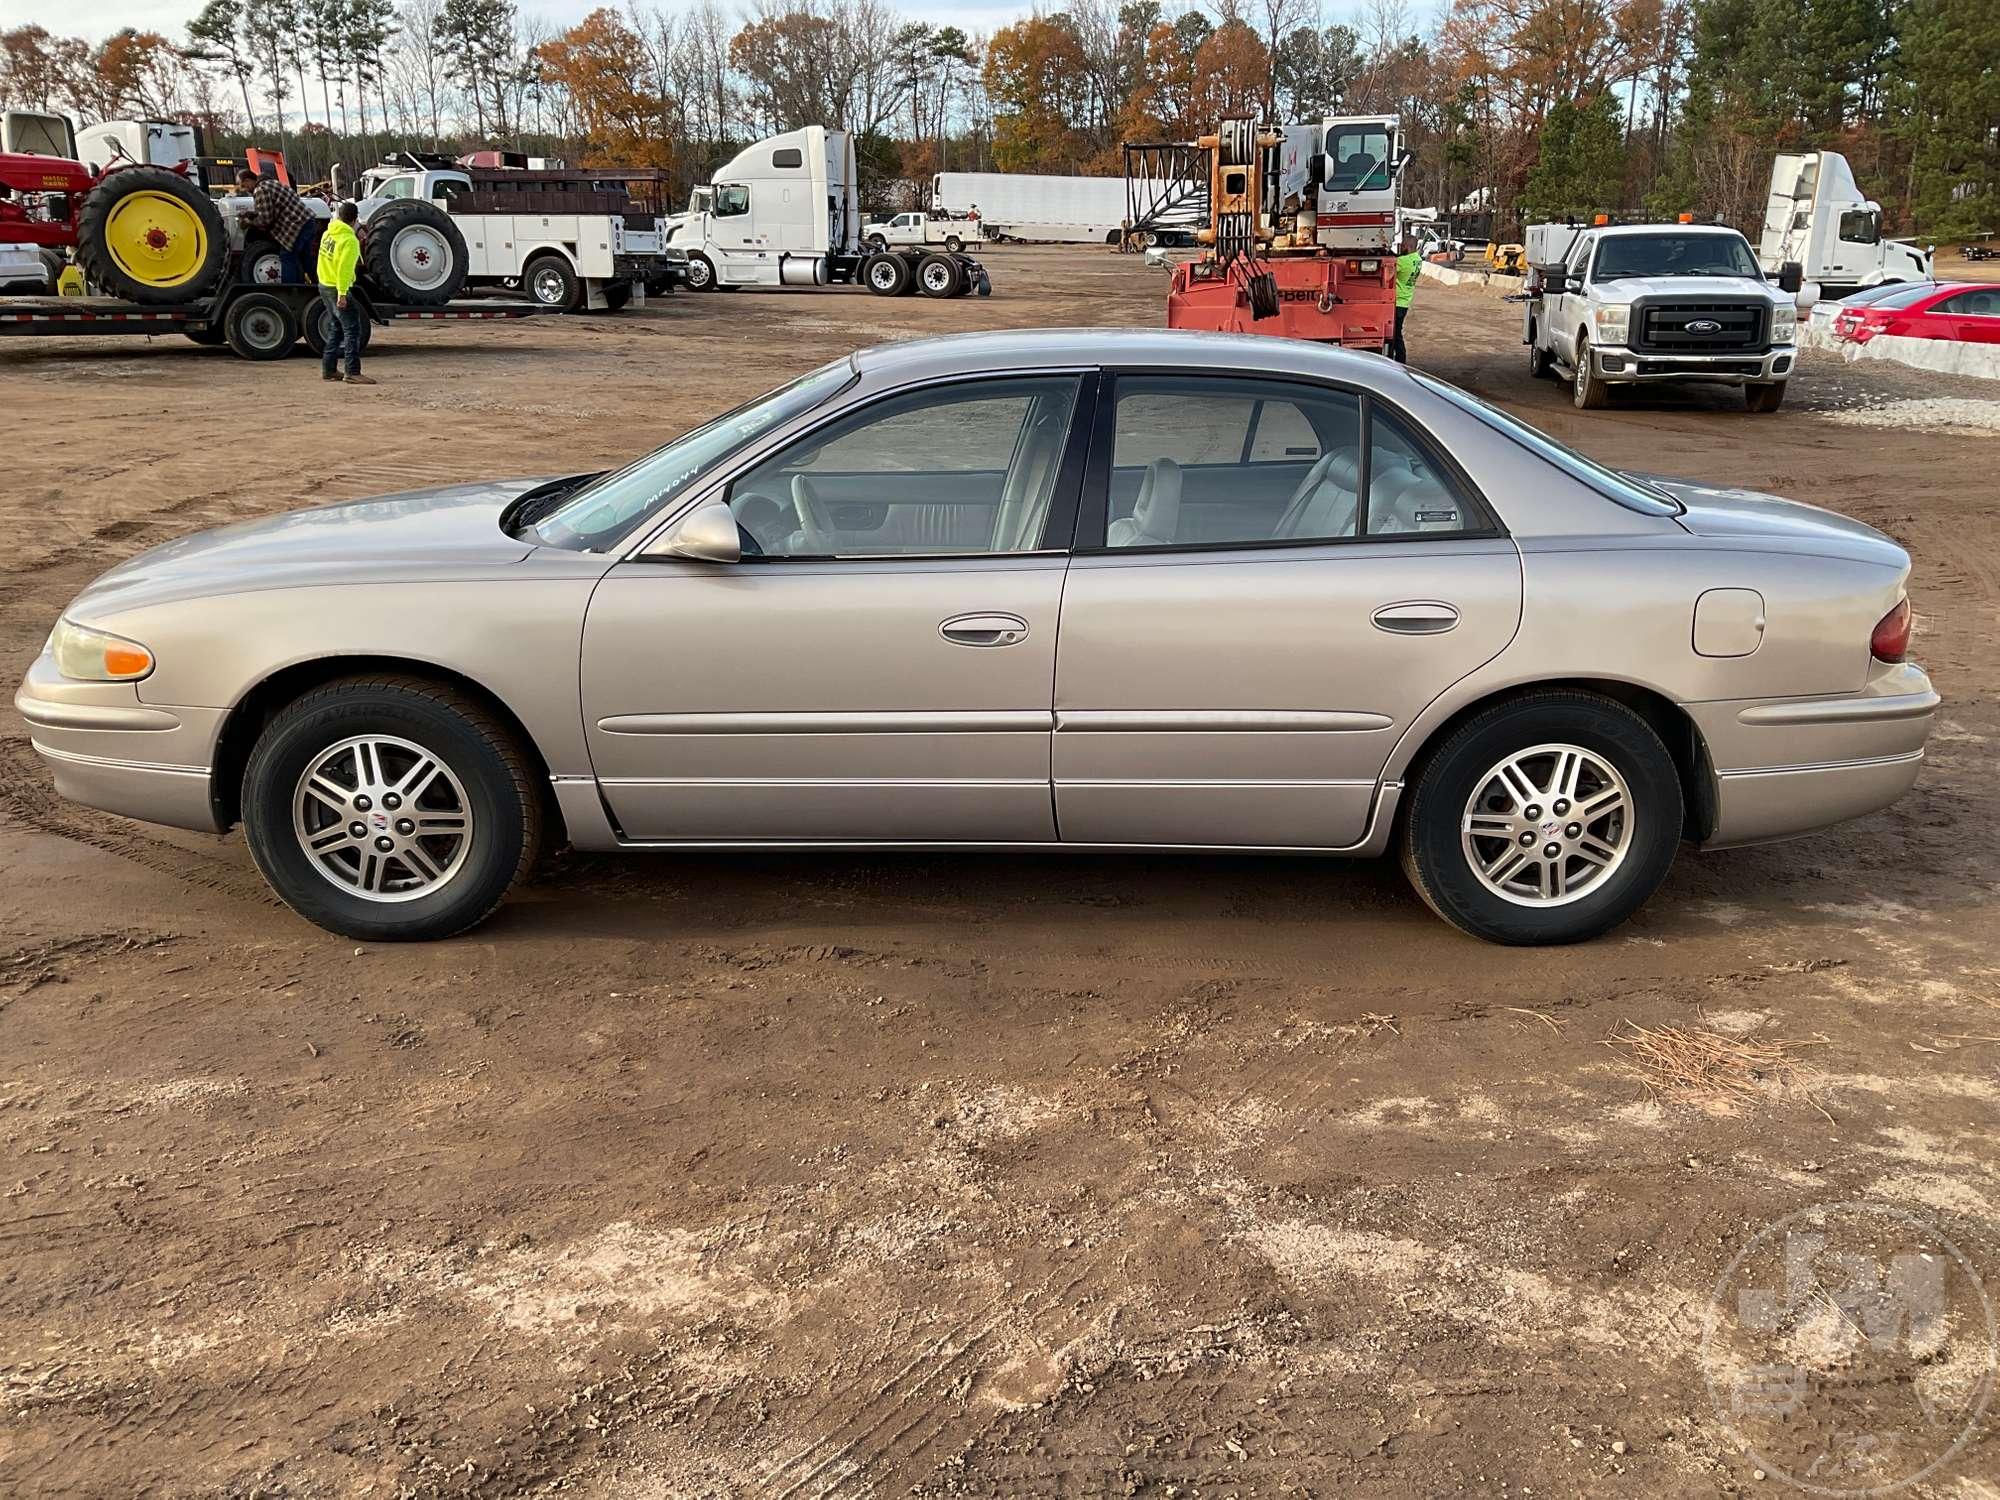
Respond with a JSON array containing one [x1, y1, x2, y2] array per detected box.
[[1689, 663, 1938, 847], [15, 652, 225, 833], [1593, 344, 1797, 385]]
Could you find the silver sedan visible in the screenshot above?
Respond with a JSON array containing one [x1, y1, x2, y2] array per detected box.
[[17, 330, 1937, 944]]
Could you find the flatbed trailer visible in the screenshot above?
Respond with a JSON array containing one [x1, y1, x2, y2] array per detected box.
[[0, 270, 538, 361]]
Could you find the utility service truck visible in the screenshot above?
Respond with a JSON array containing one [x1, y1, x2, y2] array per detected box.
[[863, 210, 979, 251], [1759, 152, 1931, 294], [1523, 218, 1805, 411], [667, 127, 989, 299]]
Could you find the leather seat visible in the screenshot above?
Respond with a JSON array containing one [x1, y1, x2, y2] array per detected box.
[[1107, 457, 1182, 547], [1273, 447, 1360, 539]]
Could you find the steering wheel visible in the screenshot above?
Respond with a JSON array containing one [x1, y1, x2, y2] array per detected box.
[[730, 491, 789, 555], [790, 475, 837, 554]]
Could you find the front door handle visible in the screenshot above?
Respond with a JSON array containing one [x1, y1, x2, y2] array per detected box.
[[940, 612, 1029, 647], [1372, 601, 1460, 635]]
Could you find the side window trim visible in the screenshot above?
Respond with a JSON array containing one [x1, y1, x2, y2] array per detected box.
[[1072, 366, 1503, 554], [720, 369, 1100, 564]]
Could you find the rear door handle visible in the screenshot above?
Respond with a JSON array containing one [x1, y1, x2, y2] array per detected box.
[[940, 612, 1029, 647], [1372, 601, 1460, 635]]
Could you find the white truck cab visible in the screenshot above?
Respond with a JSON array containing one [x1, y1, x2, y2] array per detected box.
[[1760, 152, 1931, 295], [1524, 221, 1803, 412]]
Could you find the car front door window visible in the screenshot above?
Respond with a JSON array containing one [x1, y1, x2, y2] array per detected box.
[[725, 377, 1083, 558]]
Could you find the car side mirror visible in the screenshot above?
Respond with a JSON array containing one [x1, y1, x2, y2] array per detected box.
[[1306, 152, 1327, 189], [1535, 266, 1569, 296], [1777, 260, 1803, 294], [1794, 281, 1819, 311], [649, 499, 741, 563], [1393, 149, 1414, 176]]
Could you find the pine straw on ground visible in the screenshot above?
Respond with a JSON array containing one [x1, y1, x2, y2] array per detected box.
[[1605, 1018, 1834, 1121]]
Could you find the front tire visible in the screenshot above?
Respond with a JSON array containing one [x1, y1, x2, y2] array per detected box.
[[1399, 692, 1683, 945], [241, 677, 542, 941], [1745, 381, 1786, 412], [1572, 330, 1609, 409], [685, 252, 717, 291]]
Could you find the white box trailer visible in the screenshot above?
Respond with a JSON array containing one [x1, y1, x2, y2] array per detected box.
[[1759, 152, 1931, 293], [666, 127, 988, 299], [932, 171, 1135, 245]]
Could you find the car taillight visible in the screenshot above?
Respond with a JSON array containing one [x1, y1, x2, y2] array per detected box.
[[1871, 598, 1912, 662]]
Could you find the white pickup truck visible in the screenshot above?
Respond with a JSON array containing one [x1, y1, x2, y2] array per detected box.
[[1523, 221, 1806, 412], [863, 212, 980, 252]]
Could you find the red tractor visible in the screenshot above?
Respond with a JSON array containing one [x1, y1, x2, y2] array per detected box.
[[2, 134, 229, 304]]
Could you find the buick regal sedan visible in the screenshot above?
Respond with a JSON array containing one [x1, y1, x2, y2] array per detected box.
[[17, 330, 1937, 944]]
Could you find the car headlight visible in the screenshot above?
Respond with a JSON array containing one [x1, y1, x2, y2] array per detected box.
[[1591, 304, 1631, 342], [1770, 304, 1797, 341], [50, 619, 154, 681]]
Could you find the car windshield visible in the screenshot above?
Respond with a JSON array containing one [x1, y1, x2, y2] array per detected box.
[[530, 360, 856, 550], [1409, 373, 1684, 517], [1324, 126, 1392, 192], [1593, 233, 1760, 280]]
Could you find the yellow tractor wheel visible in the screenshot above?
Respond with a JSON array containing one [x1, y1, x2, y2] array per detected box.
[[77, 166, 226, 305]]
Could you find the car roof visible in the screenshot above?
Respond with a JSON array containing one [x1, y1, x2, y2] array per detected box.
[[1590, 222, 1744, 237], [849, 327, 1413, 386]]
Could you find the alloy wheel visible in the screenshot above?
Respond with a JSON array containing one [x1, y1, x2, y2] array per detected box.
[[1459, 742, 1632, 906], [292, 734, 472, 902]]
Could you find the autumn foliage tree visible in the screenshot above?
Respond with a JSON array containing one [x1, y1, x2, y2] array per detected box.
[[534, 9, 669, 168]]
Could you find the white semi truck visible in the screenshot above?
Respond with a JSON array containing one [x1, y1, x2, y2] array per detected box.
[[666, 127, 988, 298], [1759, 152, 1932, 294]]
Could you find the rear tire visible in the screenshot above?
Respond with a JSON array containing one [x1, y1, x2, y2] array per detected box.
[[945, 234, 964, 252], [241, 677, 542, 942], [863, 252, 912, 297], [1745, 381, 1786, 412], [1572, 330, 1609, 409], [599, 279, 633, 311], [223, 290, 299, 360], [1527, 321, 1552, 378], [524, 253, 580, 312], [1399, 692, 1682, 945], [915, 252, 962, 299], [360, 199, 467, 305], [76, 165, 226, 305]]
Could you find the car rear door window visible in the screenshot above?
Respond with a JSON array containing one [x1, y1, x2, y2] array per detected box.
[[1092, 375, 1484, 549], [726, 376, 1083, 558]]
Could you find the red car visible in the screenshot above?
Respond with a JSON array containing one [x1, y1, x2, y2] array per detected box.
[[1831, 281, 2000, 344]]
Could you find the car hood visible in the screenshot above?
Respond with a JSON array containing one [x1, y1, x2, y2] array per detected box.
[[1595, 274, 1787, 304], [1637, 476, 1906, 564], [69, 479, 549, 619]]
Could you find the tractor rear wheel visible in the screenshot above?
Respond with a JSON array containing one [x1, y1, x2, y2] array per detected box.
[[361, 200, 466, 306], [76, 166, 225, 305]]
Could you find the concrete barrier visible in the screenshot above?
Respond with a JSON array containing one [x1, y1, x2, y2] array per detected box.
[[1419, 261, 1518, 295], [1800, 319, 2000, 381]]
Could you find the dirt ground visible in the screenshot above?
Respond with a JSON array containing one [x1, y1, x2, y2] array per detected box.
[[4, 246, 1999, 1499]]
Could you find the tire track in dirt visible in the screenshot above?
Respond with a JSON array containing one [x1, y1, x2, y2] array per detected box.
[[0, 738, 276, 908]]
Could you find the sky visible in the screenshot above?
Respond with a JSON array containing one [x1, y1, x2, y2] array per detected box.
[[4, 0, 1384, 44], [0, 0, 1072, 40]]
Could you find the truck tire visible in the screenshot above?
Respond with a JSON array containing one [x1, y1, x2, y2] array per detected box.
[[361, 200, 466, 306], [685, 252, 718, 291], [1745, 381, 1786, 413], [863, 252, 912, 297], [1527, 320, 1552, 378], [915, 253, 963, 299], [302, 296, 373, 357], [183, 327, 227, 347], [76, 165, 226, 305], [865, 232, 888, 251], [944, 233, 964, 252], [1572, 330, 1609, 409], [600, 280, 633, 312], [223, 290, 299, 360], [524, 253, 580, 312]]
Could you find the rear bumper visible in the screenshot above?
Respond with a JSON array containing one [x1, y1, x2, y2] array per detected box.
[[15, 654, 224, 833], [1692, 664, 1937, 847], [1594, 344, 1796, 384]]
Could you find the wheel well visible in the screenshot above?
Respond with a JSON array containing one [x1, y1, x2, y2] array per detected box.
[[524, 248, 576, 274], [1399, 679, 1716, 841], [208, 656, 563, 840]]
